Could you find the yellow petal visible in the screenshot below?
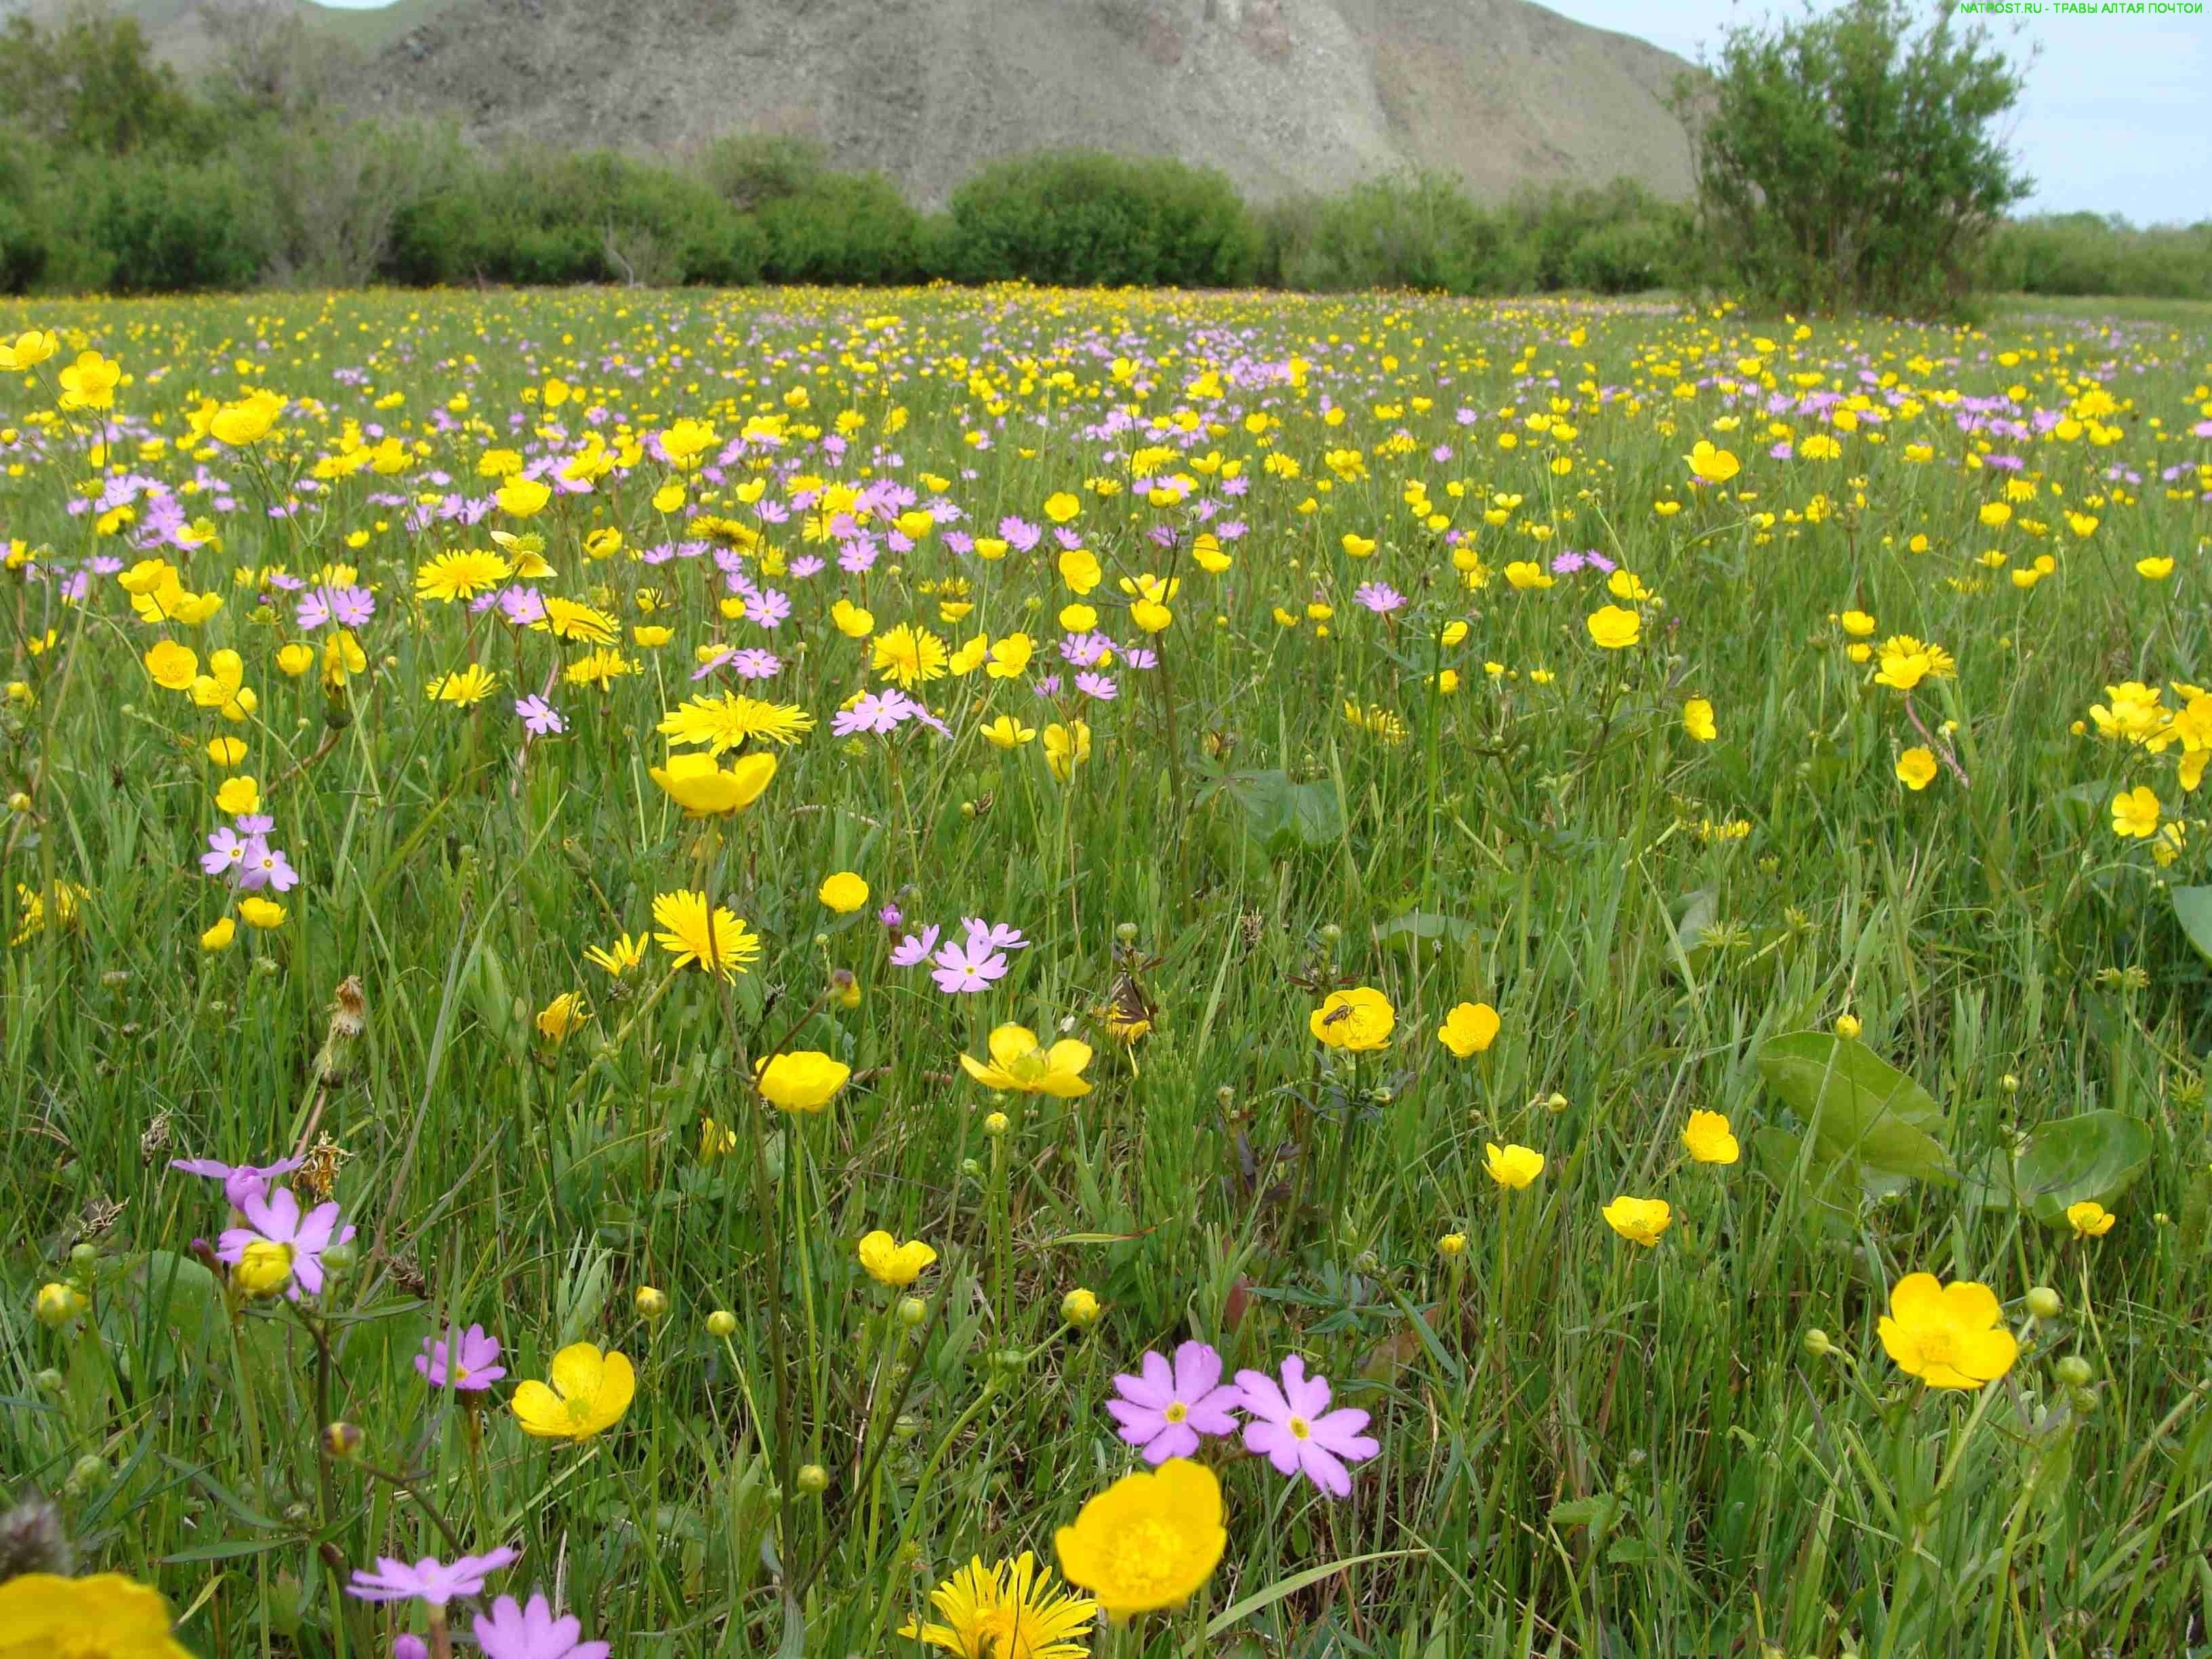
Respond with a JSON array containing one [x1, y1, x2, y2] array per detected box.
[[548, 1341, 605, 1401]]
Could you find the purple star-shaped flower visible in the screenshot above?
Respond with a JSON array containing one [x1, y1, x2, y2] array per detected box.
[[172, 1155, 304, 1210], [1235, 1356, 1380, 1498], [474, 1593, 609, 1659], [415, 1324, 507, 1392], [346, 1547, 520, 1607], [515, 695, 564, 736], [889, 924, 941, 968]]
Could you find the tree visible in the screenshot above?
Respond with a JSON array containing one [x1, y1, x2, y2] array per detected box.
[[0, 7, 208, 157], [1676, 0, 2032, 315]]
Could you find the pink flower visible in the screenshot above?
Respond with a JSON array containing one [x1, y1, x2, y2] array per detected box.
[[930, 932, 1008, 993], [172, 1154, 303, 1210], [216, 1187, 356, 1300], [889, 923, 940, 968], [1106, 1340, 1242, 1464], [346, 1547, 519, 1606], [474, 1593, 609, 1659], [1234, 1355, 1379, 1498], [415, 1324, 507, 1392]]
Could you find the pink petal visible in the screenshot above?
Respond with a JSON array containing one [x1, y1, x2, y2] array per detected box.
[[1234, 1367, 1290, 1424]]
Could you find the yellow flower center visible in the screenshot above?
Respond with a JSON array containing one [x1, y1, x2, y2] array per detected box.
[[964, 1609, 1044, 1659], [1162, 1402, 1187, 1425], [453, 1364, 470, 1384], [567, 1395, 596, 1425], [1103, 1518, 1183, 1601], [1916, 1327, 1958, 1368], [1288, 1416, 1311, 1441]]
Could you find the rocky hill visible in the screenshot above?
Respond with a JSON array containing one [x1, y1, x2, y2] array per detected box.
[[21, 0, 1698, 208]]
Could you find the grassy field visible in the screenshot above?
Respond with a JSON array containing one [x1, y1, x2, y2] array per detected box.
[[1, 284, 2210, 1658]]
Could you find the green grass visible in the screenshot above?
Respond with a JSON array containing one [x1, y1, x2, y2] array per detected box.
[[2, 284, 2211, 1657]]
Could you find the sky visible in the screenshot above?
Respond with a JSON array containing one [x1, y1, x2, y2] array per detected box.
[[1547, 0, 2212, 225], [303, 0, 2209, 223]]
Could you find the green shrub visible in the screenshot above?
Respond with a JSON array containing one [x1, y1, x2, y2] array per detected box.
[[1263, 173, 1532, 295], [695, 134, 829, 212], [1678, 0, 2030, 316], [946, 151, 1259, 288], [758, 172, 922, 285], [75, 155, 273, 293], [387, 150, 762, 287], [1985, 214, 2212, 301]]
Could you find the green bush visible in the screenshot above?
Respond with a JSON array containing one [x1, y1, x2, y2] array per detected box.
[[1263, 173, 1533, 295], [694, 134, 829, 212], [1985, 214, 2212, 301], [1679, 0, 2030, 315], [758, 172, 923, 285], [946, 151, 1260, 288], [387, 150, 762, 288], [75, 155, 274, 293]]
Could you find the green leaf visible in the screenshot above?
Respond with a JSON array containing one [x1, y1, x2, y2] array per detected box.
[[1220, 769, 1344, 857], [1200, 1549, 1425, 1642], [1750, 1125, 1859, 1236], [161, 1536, 298, 1564], [1756, 1031, 1952, 1182], [1549, 1493, 1621, 1534], [2171, 887, 2212, 964], [2012, 1111, 2154, 1223], [1373, 911, 1477, 956]]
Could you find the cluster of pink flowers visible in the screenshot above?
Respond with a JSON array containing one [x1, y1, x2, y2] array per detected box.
[[889, 916, 1029, 993], [175, 1155, 355, 1302], [1107, 1341, 1380, 1498]]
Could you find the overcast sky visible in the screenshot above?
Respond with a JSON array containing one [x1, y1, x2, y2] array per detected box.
[[1547, 0, 2211, 225]]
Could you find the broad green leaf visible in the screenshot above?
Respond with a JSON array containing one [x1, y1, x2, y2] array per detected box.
[[1373, 911, 1476, 954], [2012, 1111, 2154, 1223], [1757, 1031, 1952, 1182], [2171, 887, 2212, 964], [1750, 1126, 1858, 1237], [1672, 888, 1719, 956], [1221, 769, 1344, 857]]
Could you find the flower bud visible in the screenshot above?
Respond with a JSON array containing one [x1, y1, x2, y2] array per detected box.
[[2025, 1286, 2062, 1321], [706, 1309, 738, 1337], [982, 1111, 1009, 1137], [2055, 1355, 2093, 1387], [1319, 924, 1343, 944], [35, 1282, 85, 1330], [812, 930, 830, 948], [33, 1368, 64, 1396], [319, 1241, 356, 1278], [64, 1455, 108, 1498], [68, 1242, 98, 1269], [234, 1239, 296, 1298], [2000, 1073, 2020, 1094], [1803, 1328, 1835, 1359], [635, 1286, 669, 1322], [1115, 922, 1139, 945], [1544, 1091, 1569, 1114], [897, 1296, 928, 1328], [960, 1157, 982, 1179], [1061, 1288, 1101, 1328], [1438, 1233, 1468, 1258], [1835, 1014, 1862, 1040], [320, 1422, 364, 1460], [796, 1463, 830, 1496]]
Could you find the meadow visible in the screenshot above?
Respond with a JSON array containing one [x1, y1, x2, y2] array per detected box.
[[1, 282, 2210, 1658]]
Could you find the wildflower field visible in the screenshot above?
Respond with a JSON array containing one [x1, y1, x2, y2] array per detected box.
[[3, 283, 2212, 1658]]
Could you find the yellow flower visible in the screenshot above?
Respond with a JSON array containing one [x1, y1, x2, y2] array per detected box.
[[1058, 548, 1103, 594], [1896, 747, 1938, 790], [1685, 440, 1740, 483], [1835, 1013, 1862, 1039], [496, 475, 552, 516], [0, 328, 60, 371], [206, 736, 247, 768], [1838, 609, 1877, 638], [831, 598, 875, 637], [58, 350, 123, 411], [982, 714, 1037, 749], [1437, 1001, 1500, 1057], [818, 871, 869, 913], [215, 775, 261, 817], [0, 1572, 194, 1659], [584, 932, 647, 978], [857, 1229, 939, 1287], [142, 640, 198, 691], [1043, 491, 1082, 524], [649, 750, 778, 817], [651, 890, 760, 978], [234, 1238, 296, 1298], [1682, 697, 1717, 742], [415, 549, 511, 604], [1043, 721, 1091, 783], [512, 1342, 635, 1439], [1585, 605, 1641, 650], [1484, 1143, 1544, 1189], [1309, 986, 1394, 1051], [209, 391, 284, 447], [2137, 556, 2175, 581], [872, 622, 949, 687], [1061, 1288, 1101, 1326], [1872, 634, 1955, 693], [535, 992, 588, 1042], [900, 1552, 1097, 1659], [960, 1024, 1093, 1097], [239, 897, 287, 930], [1877, 1273, 2017, 1390], [189, 648, 257, 722], [1602, 1196, 1673, 1247], [1681, 1109, 1740, 1165], [200, 917, 237, 952], [2111, 785, 2162, 839], [1340, 532, 1376, 558], [755, 1050, 852, 1112], [2065, 1200, 2116, 1238], [1056, 1459, 1225, 1620]]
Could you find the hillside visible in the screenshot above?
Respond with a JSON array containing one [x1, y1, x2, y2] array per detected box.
[[15, 0, 1698, 208]]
